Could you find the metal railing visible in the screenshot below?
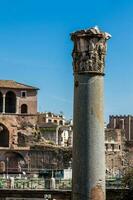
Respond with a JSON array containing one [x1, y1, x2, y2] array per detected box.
[[0, 177, 72, 190], [0, 176, 123, 190]]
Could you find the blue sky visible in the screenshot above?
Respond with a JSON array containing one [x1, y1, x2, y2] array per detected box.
[[0, 0, 133, 122]]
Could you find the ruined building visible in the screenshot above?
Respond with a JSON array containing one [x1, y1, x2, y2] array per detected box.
[[38, 112, 73, 147], [106, 115, 133, 176], [38, 112, 66, 125], [105, 128, 126, 177], [0, 80, 72, 173], [0, 80, 38, 172], [0, 80, 38, 147], [107, 115, 133, 141]]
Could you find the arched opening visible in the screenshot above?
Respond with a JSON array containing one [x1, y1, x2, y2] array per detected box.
[[4, 152, 25, 173], [5, 91, 16, 113], [0, 92, 3, 113], [21, 104, 28, 114], [0, 123, 9, 147]]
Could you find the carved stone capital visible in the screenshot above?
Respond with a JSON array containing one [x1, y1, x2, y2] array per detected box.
[[71, 26, 111, 75]]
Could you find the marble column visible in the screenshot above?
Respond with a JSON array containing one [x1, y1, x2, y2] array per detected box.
[[71, 27, 111, 200]]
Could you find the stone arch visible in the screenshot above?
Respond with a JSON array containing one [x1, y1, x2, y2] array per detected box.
[[5, 91, 16, 113], [0, 92, 3, 113], [0, 123, 9, 147], [4, 151, 26, 172], [21, 104, 28, 114]]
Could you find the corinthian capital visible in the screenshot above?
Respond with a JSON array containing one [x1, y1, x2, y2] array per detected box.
[[71, 26, 111, 75]]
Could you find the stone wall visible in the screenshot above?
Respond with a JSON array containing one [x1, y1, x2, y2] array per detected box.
[[0, 145, 72, 172], [18, 90, 37, 115], [107, 115, 133, 141], [0, 88, 38, 115], [29, 145, 72, 170], [105, 129, 126, 177], [0, 114, 37, 149]]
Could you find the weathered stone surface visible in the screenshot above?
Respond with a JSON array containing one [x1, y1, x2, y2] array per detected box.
[[71, 27, 111, 200], [107, 115, 133, 141], [105, 128, 126, 177], [0, 114, 37, 149], [71, 26, 111, 75]]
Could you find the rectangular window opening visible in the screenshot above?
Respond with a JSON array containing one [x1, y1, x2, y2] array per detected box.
[[21, 91, 27, 98]]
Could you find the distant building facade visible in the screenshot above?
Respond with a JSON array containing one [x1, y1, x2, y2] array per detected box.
[[38, 112, 65, 125], [38, 112, 73, 147], [0, 80, 38, 115], [107, 115, 133, 141], [105, 128, 126, 177], [58, 126, 73, 147]]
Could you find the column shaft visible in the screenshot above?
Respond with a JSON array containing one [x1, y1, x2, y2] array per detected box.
[[72, 74, 105, 200]]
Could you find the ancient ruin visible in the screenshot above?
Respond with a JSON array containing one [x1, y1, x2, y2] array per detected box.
[[71, 27, 111, 200], [0, 80, 72, 173]]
